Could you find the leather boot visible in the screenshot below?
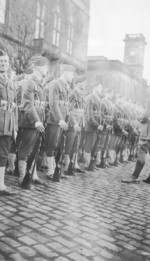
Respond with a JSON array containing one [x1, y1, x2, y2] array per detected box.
[[97, 157, 106, 168], [122, 160, 145, 183], [85, 158, 95, 171], [132, 160, 145, 179], [119, 154, 124, 163], [7, 153, 16, 175], [143, 175, 150, 184], [40, 152, 48, 170], [18, 161, 31, 189]]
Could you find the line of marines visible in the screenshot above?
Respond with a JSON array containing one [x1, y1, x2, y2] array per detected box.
[[0, 50, 148, 196]]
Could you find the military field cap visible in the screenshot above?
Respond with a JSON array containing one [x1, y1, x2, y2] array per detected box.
[[30, 55, 49, 67], [16, 74, 25, 81], [0, 49, 8, 57], [74, 75, 86, 84], [44, 74, 55, 84], [60, 63, 76, 73], [24, 67, 34, 74]]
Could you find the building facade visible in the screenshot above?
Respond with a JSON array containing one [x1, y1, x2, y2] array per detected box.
[[87, 34, 148, 107], [0, 0, 90, 74], [124, 34, 146, 79], [87, 56, 148, 106]]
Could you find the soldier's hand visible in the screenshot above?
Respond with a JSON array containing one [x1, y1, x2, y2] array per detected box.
[[74, 124, 81, 132], [97, 124, 103, 131], [106, 124, 112, 131], [35, 121, 45, 132], [59, 120, 68, 131], [122, 129, 128, 137]]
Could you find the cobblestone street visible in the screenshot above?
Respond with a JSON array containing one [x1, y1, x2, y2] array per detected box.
[[1, 161, 150, 261]]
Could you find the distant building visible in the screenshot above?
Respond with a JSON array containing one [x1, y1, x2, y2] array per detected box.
[[87, 34, 148, 106], [87, 56, 148, 106], [124, 34, 146, 79], [0, 0, 90, 74]]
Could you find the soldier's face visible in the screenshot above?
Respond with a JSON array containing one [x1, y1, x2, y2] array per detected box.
[[0, 55, 9, 73], [98, 84, 103, 92], [66, 71, 74, 83], [38, 65, 49, 78], [76, 82, 86, 96], [106, 90, 114, 100]]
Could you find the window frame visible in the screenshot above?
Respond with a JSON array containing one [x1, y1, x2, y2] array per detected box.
[[0, 0, 6, 24], [35, 0, 46, 40], [52, 3, 61, 47]]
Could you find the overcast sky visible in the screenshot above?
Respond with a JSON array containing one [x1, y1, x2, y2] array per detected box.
[[88, 0, 150, 81]]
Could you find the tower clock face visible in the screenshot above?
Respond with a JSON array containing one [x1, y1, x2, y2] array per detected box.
[[129, 48, 137, 56]]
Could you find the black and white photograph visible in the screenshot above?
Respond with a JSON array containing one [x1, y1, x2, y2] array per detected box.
[[0, 0, 150, 260]]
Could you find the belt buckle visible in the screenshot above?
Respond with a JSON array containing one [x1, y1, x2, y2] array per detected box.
[[11, 102, 16, 110], [41, 101, 45, 109], [35, 100, 40, 107], [1, 100, 7, 110]]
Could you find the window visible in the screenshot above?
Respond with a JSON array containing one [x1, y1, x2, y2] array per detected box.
[[0, 0, 6, 24], [66, 18, 74, 54], [35, 0, 46, 39], [52, 4, 61, 47]]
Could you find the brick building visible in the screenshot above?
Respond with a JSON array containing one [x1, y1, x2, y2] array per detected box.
[[0, 0, 90, 74]]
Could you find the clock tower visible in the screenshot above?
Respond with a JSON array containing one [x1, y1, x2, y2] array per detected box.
[[123, 34, 146, 78]]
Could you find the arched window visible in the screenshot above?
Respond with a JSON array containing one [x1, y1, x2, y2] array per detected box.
[[35, 0, 46, 39], [0, 0, 6, 24], [52, 4, 61, 47]]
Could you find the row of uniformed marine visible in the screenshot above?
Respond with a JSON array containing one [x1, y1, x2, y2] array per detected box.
[[0, 50, 147, 195]]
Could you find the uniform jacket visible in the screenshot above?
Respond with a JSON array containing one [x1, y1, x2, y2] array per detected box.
[[19, 76, 45, 128], [113, 114, 125, 136], [47, 79, 69, 125], [0, 75, 18, 136], [100, 98, 113, 135], [68, 89, 85, 129], [84, 94, 102, 132], [139, 97, 150, 140]]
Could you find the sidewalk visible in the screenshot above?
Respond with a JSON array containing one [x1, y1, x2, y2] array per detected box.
[[0, 161, 150, 261]]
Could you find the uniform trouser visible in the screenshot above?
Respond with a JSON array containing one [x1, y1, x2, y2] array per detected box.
[[0, 136, 12, 167], [46, 124, 61, 157], [9, 128, 23, 154], [65, 129, 76, 155], [117, 136, 126, 153], [79, 130, 86, 150], [108, 134, 117, 150], [84, 131, 97, 153], [100, 133, 111, 156], [137, 139, 150, 164], [18, 128, 39, 161], [114, 135, 122, 153], [129, 136, 137, 154], [9, 138, 17, 154]]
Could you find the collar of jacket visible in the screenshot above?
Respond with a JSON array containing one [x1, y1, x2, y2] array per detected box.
[[58, 78, 69, 92], [32, 75, 43, 88], [74, 89, 84, 103]]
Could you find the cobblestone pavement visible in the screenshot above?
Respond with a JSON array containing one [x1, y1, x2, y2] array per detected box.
[[1, 161, 150, 261]]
